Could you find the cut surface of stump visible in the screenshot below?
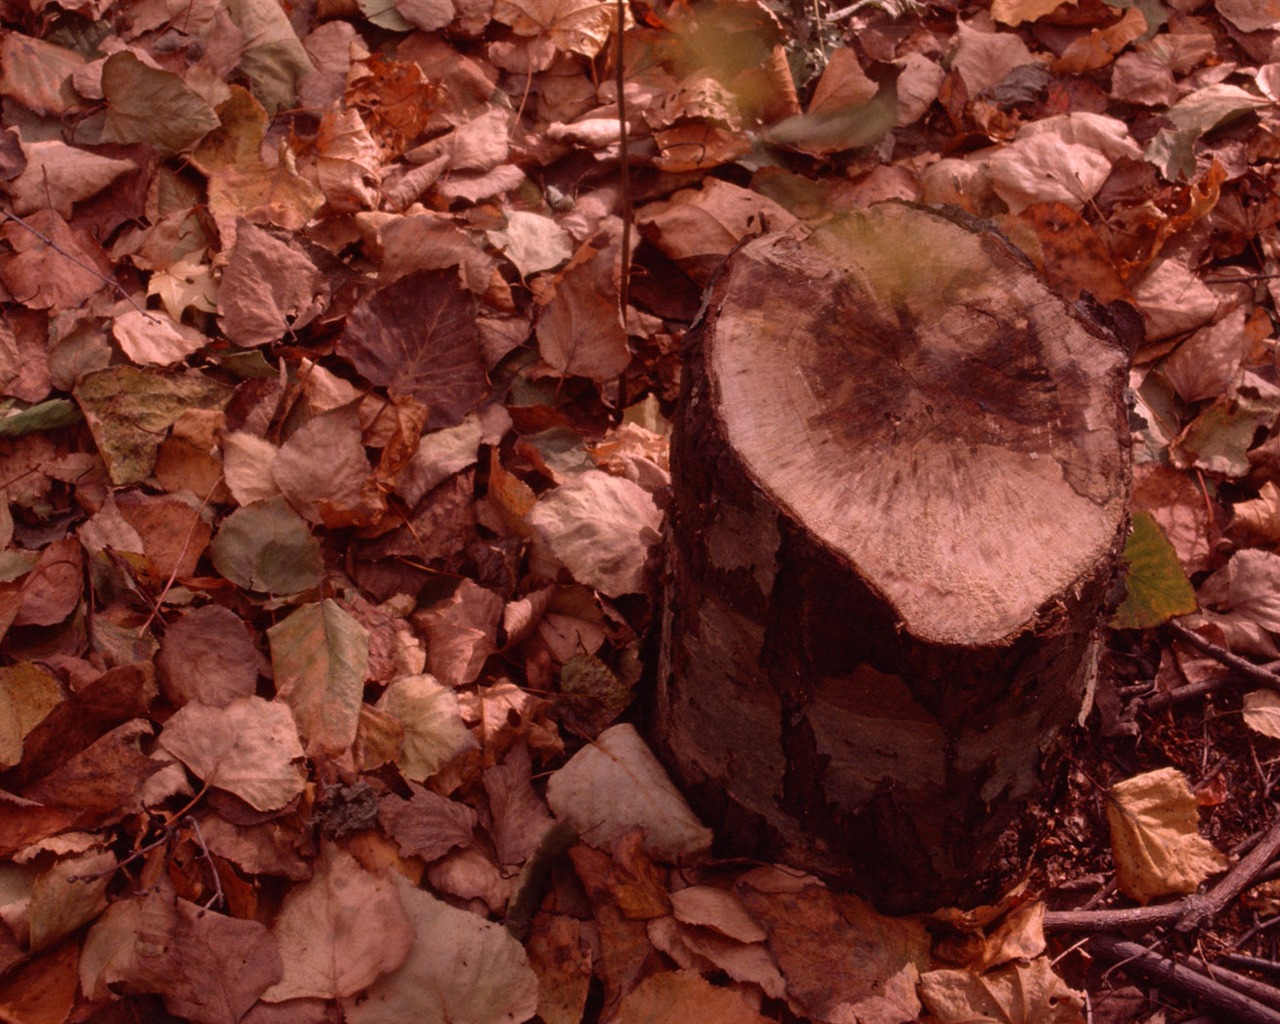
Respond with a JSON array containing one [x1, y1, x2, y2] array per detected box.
[[657, 203, 1134, 911]]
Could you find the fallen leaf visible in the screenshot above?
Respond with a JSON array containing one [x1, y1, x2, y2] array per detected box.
[[527, 471, 662, 598], [160, 696, 305, 812], [378, 782, 477, 861], [269, 600, 370, 758], [1110, 512, 1197, 630], [157, 604, 261, 708], [546, 723, 712, 862], [81, 891, 282, 1024], [920, 958, 1085, 1024], [1107, 767, 1229, 904], [217, 222, 329, 347], [210, 496, 324, 596], [740, 883, 928, 1024], [100, 52, 220, 154], [1243, 690, 1280, 740], [615, 969, 772, 1024], [376, 673, 478, 782], [339, 269, 489, 431], [1198, 548, 1280, 635], [344, 871, 539, 1024], [990, 0, 1064, 26], [74, 366, 231, 485], [261, 843, 414, 1003]]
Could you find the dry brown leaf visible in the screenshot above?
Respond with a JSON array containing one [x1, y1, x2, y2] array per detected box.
[[547, 723, 712, 862], [378, 782, 477, 861], [615, 969, 772, 1024], [527, 914, 593, 1024], [262, 843, 414, 1003], [739, 883, 928, 1024], [344, 870, 538, 1024], [669, 886, 767, 943], [414, 578, 504, 688], [375, 673, 478, 782], [526, 471, 662, 598], [81, 891, 283, 1024], [1244, 690, 1280, 739], [483, 742, 556, 867], [339, 269, 488, 430], [1107, 767, 1229, 904], [990, 0, 1065, 26], [157, 604, 261, 709], [1199, 549, 1280, 635], [159, 696, 305, 812], [920, 958, 1085, 1024]]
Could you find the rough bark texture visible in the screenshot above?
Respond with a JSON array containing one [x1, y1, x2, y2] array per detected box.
[[656, 203, 1134, 912]]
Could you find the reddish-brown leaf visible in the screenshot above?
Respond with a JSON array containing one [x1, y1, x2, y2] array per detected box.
[[338, 269, 489, 430]]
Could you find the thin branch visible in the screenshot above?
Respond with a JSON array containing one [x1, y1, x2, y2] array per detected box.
[[1176, 812, 1280, 934], [1089, 935, 1280, 1024], [1047, 814, 1280, 936], [1167, 619, 1280, 689], [0, 209, 160, 321], [615, 0, 632, 320]]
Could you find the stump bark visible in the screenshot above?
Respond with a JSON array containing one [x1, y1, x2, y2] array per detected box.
[[656, 203, 1134, 911]]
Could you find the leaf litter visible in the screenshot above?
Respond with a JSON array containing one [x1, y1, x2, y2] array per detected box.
[[1, 0, 1280, 1022]]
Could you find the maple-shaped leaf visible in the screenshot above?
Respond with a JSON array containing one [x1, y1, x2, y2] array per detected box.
[[268, 599, 369, 758], [920, 958, 1085, 1024], [339, 269, 488, 430], [1107, 767, 1229, 904]]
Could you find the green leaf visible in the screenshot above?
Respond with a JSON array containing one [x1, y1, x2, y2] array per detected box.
[[1110, 511, 1197, 629], [269, 599, 369, 757], [0, 399, 81, 437], [210, 496, 323, 595], [74, 366, 231, 485]]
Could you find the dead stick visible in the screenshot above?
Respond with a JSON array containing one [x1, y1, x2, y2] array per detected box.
[[614, 0, 631, 319], [1182, 954, 1280, 1010], [1166, 619, 1280, 688], [1177, 812, 1280, 934], [1047, 816, 1280, 935], [1044, 903, 1183, 932], [1089, 935, 1280, 1024]]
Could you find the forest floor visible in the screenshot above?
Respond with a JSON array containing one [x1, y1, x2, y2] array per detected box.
[[1, 0, 1279, 1022]]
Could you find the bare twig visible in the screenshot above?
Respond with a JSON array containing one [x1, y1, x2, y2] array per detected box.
[[185, 815, 225, 912], [1167, 619, 1280, 689], [1044, 903, 1185, 932], [1177, 812, 1280, 934], [0, 209, 159, 321], [615, 0, 632, 320], [1046, 814, 1280, 935], [1089, 935, 1280, 1024]]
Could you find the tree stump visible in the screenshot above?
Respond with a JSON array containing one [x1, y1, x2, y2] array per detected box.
[[656, 203, 1134, 912]]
